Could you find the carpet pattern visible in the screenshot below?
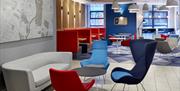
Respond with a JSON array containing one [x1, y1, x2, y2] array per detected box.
[[108, 45, 180, 66]]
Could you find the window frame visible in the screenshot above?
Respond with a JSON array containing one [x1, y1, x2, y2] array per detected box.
[[143, 6, 168, 28], [88, 4, 105, 27]]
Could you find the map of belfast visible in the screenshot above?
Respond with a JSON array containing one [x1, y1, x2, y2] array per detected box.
[[0, 0, 54, 43]]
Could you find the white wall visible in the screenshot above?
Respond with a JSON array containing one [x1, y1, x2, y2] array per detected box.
[[0, 0, 56, 90], [168, 8, 176, 28]]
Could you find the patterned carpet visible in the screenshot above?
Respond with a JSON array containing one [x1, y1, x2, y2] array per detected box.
[[108, 45, 180, 66], [42, 45, 180, 91]]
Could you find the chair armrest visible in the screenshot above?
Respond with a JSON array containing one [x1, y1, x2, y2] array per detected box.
[[80, 59, 90, 67], [58, 52, 72, 63], [50, 52, 72, 68], [104, 61, 110, 70], [2, 68, 35, 91]]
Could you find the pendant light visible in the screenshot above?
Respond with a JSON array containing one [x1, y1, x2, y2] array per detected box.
[[143, 3, 149, 11], [159, 5, 169, 11], [166, 0, 178, 8], [128, 4, 139, 13], [112, 0, 119, 10]]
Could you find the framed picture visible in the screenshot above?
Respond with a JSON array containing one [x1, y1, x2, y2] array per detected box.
[[114, 17, 128, 25]]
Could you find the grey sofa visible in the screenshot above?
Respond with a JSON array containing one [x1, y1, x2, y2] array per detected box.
[[2, 52, 72, 91]]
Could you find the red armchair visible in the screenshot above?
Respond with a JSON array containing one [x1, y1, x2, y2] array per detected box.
[[121, 34, 136, 47], [161, 34, 169, 40], [49, 68, 95, 91], [121, 39, 131, 46]]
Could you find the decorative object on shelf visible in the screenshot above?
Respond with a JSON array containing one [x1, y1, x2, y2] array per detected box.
[[112, 0, 119, 10], [128, 3, 139, 13], [159, 5, 168, 11], [143, 3, 149, 11], [166, 0, 178, 8], [114, 16, 128, 25]]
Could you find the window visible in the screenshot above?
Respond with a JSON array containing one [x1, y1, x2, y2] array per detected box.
[[143, 5, 168, 28], [89, 4, 105, 26]]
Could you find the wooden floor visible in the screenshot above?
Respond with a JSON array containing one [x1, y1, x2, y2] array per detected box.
[[70, 58, 180, 91]]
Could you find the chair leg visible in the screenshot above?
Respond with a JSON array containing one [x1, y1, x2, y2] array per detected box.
[[83, 77, 86, 82], [123, 84, 126, 91], [140, 83, 146, 91], [103, 75, 106, 84], [111, 83, 117, 91]]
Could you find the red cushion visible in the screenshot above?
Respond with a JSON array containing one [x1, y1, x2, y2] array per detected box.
[[121, 39, 131, 46], [99, 28, 106, 39], [78, 29, 92, 44], [91, 28, 100, 40]]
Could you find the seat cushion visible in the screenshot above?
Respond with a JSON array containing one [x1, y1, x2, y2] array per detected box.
[[32, 63, 69, 87], [112, 71, 132, 80]]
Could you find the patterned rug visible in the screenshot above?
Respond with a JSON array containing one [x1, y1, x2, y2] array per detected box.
[[108, 45, 180, 67]]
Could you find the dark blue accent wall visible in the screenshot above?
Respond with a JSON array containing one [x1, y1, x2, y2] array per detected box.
[[106, 4, 136, 37]]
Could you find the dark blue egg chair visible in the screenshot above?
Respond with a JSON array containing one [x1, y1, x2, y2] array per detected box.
[[111, 39, 157, 91]]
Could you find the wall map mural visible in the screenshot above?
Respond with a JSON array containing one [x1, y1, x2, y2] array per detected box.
[[0, 0, 54, 43]]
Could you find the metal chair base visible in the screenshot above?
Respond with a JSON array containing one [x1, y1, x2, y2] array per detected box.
[[111, 83, 146, 91]]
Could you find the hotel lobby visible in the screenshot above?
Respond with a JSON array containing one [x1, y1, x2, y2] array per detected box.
[[0, 0, 180, 91]]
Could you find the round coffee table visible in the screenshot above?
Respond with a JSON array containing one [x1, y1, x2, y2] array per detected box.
[[72, 67, 106, 84], [73, 67, 106, 77]]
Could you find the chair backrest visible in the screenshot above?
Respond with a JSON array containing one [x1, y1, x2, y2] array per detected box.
[[57, 31, 79, 52], [161, 34, 169, 40], [90, 49, 108, 65], [49, 68, 86, 91], [156, 41, 172, 54], [130, 39, 157, 81], [92, 40, 107, 50]]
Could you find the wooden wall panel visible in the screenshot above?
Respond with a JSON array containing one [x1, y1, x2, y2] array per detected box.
[[69, 0, 74, 28], [63, 0, 68, 28], [56, 0, 61, 30], [75, 2, 79, 27], [79, 4, 82, 27], [73, 2, 76, 28], [56, 0, 86, 30], [81, 4, 85, 27]]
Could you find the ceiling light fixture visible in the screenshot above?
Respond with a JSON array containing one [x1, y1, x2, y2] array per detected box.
[[159, 5, 169, 11], [128, 3, 139, 13], [143, 3, 149, 11], [112, 0, 119, 10], [166, 0, 179, 8]]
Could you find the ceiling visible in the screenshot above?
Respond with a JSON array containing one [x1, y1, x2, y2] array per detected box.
[[75, 0, 173, 5]]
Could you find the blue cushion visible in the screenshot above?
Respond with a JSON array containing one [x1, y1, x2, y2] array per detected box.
[[112, 71, 132, 80]]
